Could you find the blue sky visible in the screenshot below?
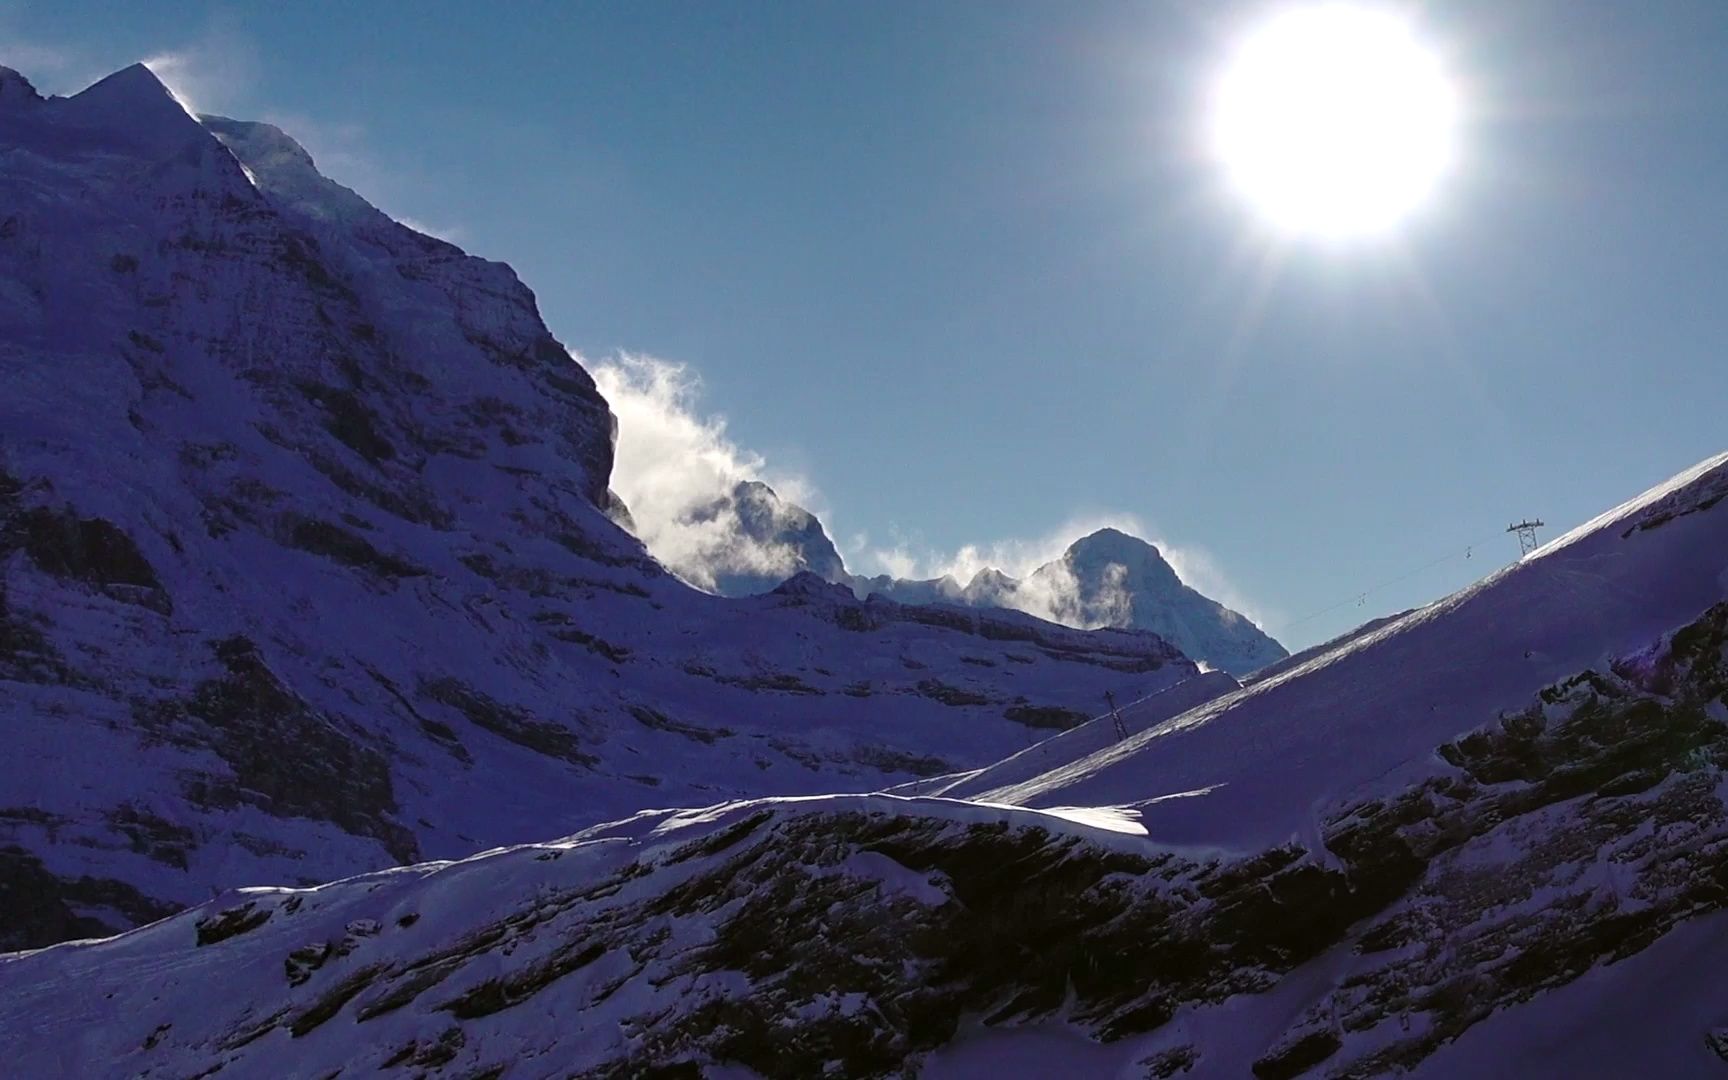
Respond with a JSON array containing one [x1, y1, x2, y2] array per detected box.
[[6, 1, 1727, 649]]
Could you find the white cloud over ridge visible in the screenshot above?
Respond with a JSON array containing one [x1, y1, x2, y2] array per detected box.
[[142, 24, 259, 118], [139, 29, 467, 246], [590, 353, 1274, 631], [861, 513, 1149, 583], [591, 354, 829, 592]]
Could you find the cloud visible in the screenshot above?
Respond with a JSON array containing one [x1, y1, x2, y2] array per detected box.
[[854, 512, 1275, 631], [142, 24, 260, 118], [396, 217, 467, 245], [591, 353, 827, 592], [854, 515, 1134, 627], [135, 27, 468, 245], [589, 352, 1274, 631], [1156, 540, 1276, 629], [855, 512, 1149, 584]]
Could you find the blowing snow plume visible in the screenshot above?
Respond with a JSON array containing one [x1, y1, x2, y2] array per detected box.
[[591, 354, 837, 594], [589, 354, 1282, 670]]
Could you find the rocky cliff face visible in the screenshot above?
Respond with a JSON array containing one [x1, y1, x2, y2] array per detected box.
[[0, 63, 1198, 949]]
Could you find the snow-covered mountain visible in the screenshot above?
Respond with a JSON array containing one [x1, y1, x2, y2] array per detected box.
[[688, 479, 1286, 675], [683, 479, 847, 596], [862, 529, 1286, 676], [0, 62, 1204, 950], [7, 451, 1728, 1077]]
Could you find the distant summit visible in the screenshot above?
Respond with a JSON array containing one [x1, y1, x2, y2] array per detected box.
[[693, 488, 1286, 675], [681, 480, 847, 597], [1030, 529, 1287, 676]]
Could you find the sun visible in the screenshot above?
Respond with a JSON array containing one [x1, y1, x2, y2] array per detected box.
[[1209, 4, 1460, 239]]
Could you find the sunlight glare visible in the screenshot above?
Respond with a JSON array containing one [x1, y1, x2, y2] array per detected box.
[[1209, 4, 1460, 239]]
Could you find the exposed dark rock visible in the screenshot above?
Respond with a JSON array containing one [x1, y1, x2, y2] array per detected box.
[[286, 942, 338, 986], [850, 746, 953, 778], [0, 581, 75, 684], [108, 805, 195, 869], [1252, 1030, 1342, 1079], [8, 506, 170, 612], [196, 900, 272, 946], [705, 671, 823, 695], [421, 677, 597, 768], [289, 963, 386, 1037], [284, 515, 424, 579], [532, 613, 631, 662], [1003, 704, 1092, 730], [0, 845, 176, 951], [915, 679, 994, 707], [296, 381, 396, 465], [361, 664, 471, 763], [1706, 1027, 1728, 1062], [144, 637, 418, 862], [1142, 1045, 1199, 1078], [628, 705, 732, 745]]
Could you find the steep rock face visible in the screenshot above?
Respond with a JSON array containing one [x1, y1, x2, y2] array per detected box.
[[7, 598, 1728, 1077], [0, 64, 1198, 948]]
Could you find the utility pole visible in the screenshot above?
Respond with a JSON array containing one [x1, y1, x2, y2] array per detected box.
[[1105, 691, 1128, 742], [1507, 519, 1545, 557]]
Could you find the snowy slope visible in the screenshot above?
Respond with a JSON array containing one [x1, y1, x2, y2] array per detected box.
[[891, 668, 1242, 802], [0, 62, 1197, 949], [6, 452, 1728, 1078], [979, 451, 1728, 850]]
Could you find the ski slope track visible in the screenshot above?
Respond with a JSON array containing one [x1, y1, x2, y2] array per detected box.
[[0, 62, 1198, 951]]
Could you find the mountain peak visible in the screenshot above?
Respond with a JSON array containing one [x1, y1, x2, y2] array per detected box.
[[0, 64, 42, 107], [59, 62, 209, 152], [672, 478, 848, 596], [76, 62, 178, 106], [1067, 527, 1166, 564], [1064, 528, 1181, 593]]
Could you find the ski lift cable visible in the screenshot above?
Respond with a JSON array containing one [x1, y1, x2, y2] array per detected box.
[[1283, 529, 1505, 631], [1081, 527, 1510, 730]]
